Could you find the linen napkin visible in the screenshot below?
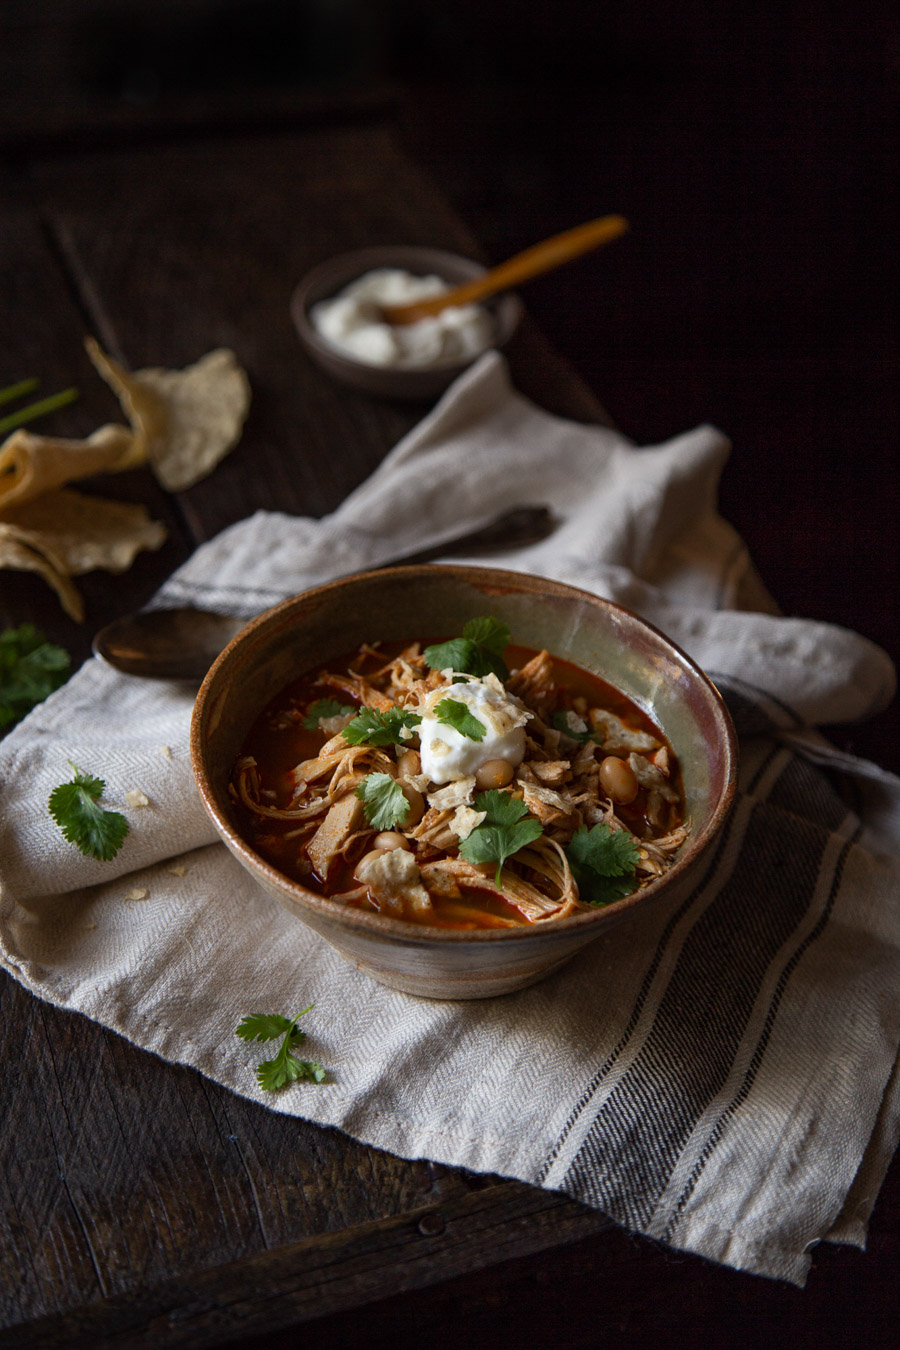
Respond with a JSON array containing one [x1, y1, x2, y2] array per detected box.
[[2, 352, 898, 1286]]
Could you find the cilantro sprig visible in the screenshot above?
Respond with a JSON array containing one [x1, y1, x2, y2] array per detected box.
[[355, 772, 411, 830], [48, 764, 130, 861], [424, 616, 511, 680], [343, 706, 422, 747], [235, 1008, 326, 1091], [0, 624, 70, 731], [435, 697, 486, 741], [458, 789, 543, 888], [565, 823, 640, 907], [302, 697, 354, 730]]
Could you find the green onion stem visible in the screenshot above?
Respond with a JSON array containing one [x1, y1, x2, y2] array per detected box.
[[0, 387, 79, 437], [0, 377, 40, 408]]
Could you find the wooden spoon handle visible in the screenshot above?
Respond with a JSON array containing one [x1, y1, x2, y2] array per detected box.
[[383, 214, 628, 325]]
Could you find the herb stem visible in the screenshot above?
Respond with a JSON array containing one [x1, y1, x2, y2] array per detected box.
[[0, 377, 40, 408], [0, 387, 79, 436]]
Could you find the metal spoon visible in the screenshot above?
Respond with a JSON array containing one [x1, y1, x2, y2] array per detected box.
[[92, 505, 556, 681]]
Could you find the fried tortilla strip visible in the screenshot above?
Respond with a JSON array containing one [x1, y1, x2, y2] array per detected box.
[[3, 488, 166, 574], [86, 338, 251, 491], [0, 526, 83, 620], [0, 423, 137, 513]]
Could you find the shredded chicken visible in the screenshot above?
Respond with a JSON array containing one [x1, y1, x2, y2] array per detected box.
[[233, 638, 690, 928], [307, 793, 367, 880]]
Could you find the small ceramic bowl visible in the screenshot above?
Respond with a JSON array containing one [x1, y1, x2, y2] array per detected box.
[[290, 246, 523, 400], [191, 566, 737, 1000]]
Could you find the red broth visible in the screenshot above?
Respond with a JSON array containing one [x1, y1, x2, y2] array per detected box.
[[231, 641, 685, 929]]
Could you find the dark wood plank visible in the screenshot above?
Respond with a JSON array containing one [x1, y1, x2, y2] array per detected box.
[[31, 123, 606, 544], [0, 969, 493, 1330], [0, 200, 194, 667], [0, 1179, 613, 1349]]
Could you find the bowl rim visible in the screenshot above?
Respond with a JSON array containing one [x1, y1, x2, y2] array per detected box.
[[190, 564, 738, 945], [290, 245, 523, 379]]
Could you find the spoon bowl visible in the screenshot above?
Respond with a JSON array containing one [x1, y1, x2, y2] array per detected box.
[[92, 506, 557, 680]]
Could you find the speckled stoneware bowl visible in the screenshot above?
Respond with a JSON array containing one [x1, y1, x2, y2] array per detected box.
[[290, 246, 523, 400], [190, 566, 737, 1000]]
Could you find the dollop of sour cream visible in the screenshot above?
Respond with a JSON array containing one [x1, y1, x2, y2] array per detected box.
[[419, 674, 531, 784], [310, 268, 496, 370]]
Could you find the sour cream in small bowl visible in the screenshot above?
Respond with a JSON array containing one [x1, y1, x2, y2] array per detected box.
[[291, 246, 523, 400]]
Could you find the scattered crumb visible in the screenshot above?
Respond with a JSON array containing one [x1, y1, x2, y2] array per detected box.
[[125, 788, 150, 808], [166, 862, 188, 877], [125, 887, 149, 902], [160, 745, 173, 759], [83, 922, 97, 931]]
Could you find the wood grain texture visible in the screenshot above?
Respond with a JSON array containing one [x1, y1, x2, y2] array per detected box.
[[0, 1181, 613, 1349], [0, 201, 192, 667], [31, 124, 606, 538]]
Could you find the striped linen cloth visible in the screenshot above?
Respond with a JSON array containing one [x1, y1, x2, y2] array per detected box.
[[2, 352, 898, 1284]]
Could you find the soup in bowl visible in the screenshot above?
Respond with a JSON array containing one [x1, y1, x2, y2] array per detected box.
[[190, 566, 737, 999]]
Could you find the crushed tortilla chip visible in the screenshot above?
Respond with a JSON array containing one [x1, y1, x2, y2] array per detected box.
[[0, 341, 250, 617], [2, 489, 166, 574], [125, 788, 150, 808], [167, 861, 188, 877], [125, 887, 149, 902], [86, 339, 251, 491], [0, 423, 137, 513], [0, 525, 84, 620]]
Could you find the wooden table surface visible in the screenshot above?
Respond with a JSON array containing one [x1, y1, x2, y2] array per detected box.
[[1, 116, 898, 1350]]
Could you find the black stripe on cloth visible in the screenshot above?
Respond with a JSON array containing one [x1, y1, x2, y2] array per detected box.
[[559, 786, 845, 1230], [708, 673, 806, 734], [765, 753, 851, 833], [660, 823, 860, 1244], [535, 794, 743, 1186]]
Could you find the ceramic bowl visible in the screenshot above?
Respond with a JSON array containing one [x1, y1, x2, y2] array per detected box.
[[290, 246, 523, 400], [190, 566, 737, 1000]]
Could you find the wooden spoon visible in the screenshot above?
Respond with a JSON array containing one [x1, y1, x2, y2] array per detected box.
[[381, 214, 628, 325]]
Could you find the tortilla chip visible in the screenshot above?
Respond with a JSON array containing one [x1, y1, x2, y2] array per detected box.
[[0, 423, 138, 513], [0, 525, 84, 620], [86, 339, 251, 491], [3, 488, 166, 574]]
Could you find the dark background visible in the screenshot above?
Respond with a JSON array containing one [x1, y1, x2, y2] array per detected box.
[[1, 4, 898, 1345], [2, 0, 896, 766]]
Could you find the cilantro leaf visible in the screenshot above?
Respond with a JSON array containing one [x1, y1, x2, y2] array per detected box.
[[458, 789, 543, 888], [48, 764, 129, 861], [235, 1011, 310, 1043], [424, 616, 511, 680], [343, 706, 421, 747], [422, 636, 471, 673], [434, 697, 486, 741], [302, 698, 354, 730], [235, 1007, 327, 1090], [0, 624, 70, 730], [551, 710, 593, 744], [355, 772, 411, 830], [565, 823, 641, 907]]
